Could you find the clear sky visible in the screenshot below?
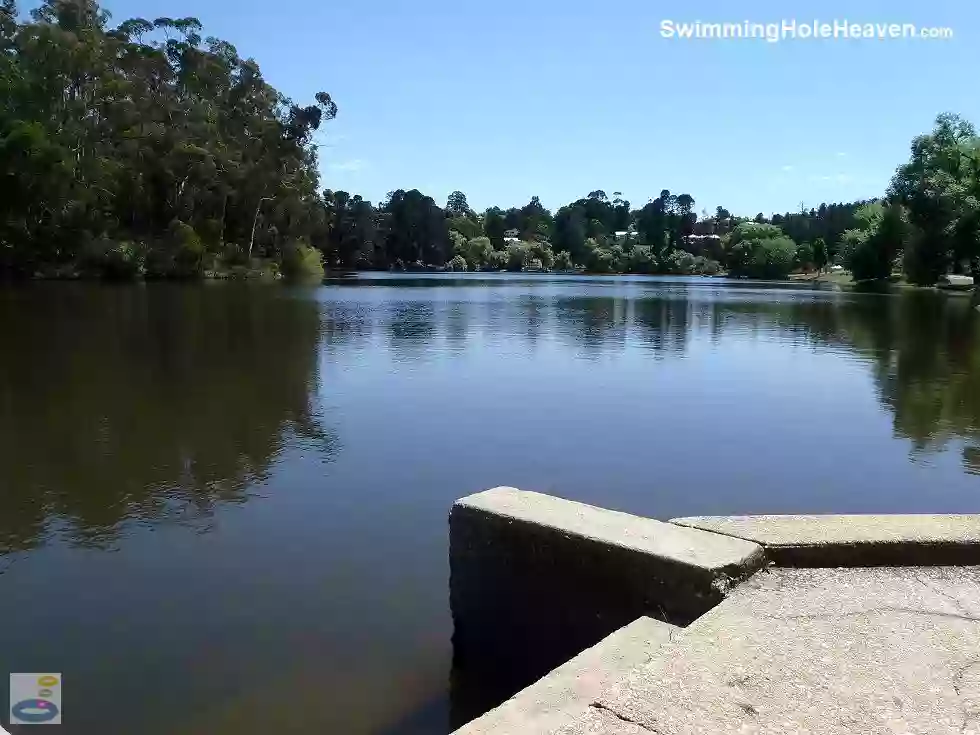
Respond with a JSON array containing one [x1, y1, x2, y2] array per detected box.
[[39, 0, 980, 216]]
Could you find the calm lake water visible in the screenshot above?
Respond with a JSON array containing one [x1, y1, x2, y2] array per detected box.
[[1, 274, 979, 734]]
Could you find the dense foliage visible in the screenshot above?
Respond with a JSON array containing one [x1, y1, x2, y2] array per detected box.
[[316, 116, 980, 283], [768, 204, 866, 265], [888, 113, 980, 284], [324, 115, 980, 284], [1, 2, 977, 284], [726, 223, 797, 279], [321, 188, 832, 279], [0, 0, 336, 278], [811, 112, 980, 285]]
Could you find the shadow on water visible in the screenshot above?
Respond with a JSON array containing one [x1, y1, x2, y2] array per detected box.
[[0, 282, 339, 554]]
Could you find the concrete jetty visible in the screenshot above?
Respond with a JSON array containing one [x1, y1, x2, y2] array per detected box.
[[450, 488, 980, 735]]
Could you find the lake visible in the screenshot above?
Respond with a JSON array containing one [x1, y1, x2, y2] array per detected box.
[[1, 274, 978, 734]]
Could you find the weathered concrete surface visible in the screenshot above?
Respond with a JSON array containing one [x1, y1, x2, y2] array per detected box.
[[459, 489, 765, 576], [671, 514, 980, 566], [549, 708, 650, 735], [588, 566, 980, 735], [450, 488, 763, 719], [452, 617, 677, 735]]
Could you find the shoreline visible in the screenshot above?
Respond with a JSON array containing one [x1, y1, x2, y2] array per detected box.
[[7, 269, 977, 299]]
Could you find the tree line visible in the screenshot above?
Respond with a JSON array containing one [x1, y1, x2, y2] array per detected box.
[[0, 0, 336, 279], [320, 187, 869, 280], [0, 0, 868, 282], [0, 2, 975, 284]]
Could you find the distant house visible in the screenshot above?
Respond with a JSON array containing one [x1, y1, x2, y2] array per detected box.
[[614, 231, 633, 241], [503, 228, 521, 245]]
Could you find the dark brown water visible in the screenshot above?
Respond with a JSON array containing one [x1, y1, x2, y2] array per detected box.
[[0, 275, 978, 734]]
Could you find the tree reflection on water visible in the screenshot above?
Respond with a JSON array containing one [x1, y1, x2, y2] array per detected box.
[[0, 284, 339, 553]]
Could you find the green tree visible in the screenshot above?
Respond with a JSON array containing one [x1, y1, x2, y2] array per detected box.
[[449, 229, 467, 259], [728, 222, 785, 245], [553, 205, 587, 264], [726, 222, 796, 279], [528, 240, 555, 270], [458, 236, 493, 271], [446, 254, 467, 272], [580, 238, 614, 273], [446, 190, 470, 217], [627, 244, 656, 274], [381, 189, 449, 266], [321, 191, 379, 268], [487, 248, 508, 270], [280, 240, 324, 281], [554, 250, 574, 271], [447, 215, 482, 240], [840, 202, 905, 281], [795, 242, 814, 271], [813, 237, 828, 272], [0, 0, 339, 278], [483, 207, 506, 250], [519, 196, 553, 240], [666, 250, 696, 275], [505, 242, 531, 271], [636, 193, 671, 258], [692, 255, 721, 275], [889, 113, 980, 283]]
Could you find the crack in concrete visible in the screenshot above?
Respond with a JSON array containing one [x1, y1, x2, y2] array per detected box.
[[589, 702, 660, 733], [914, 574, 980, 619], [667, 522, 762, 549], [761, 606, 980, 624], [952, 660, 980, 733]]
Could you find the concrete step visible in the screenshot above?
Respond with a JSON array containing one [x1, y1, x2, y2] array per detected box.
[[671, 514, 980, 566], [458, 566, 980, 734], [451, 616, 681, 735], [449, 490, 980, 735], [584, 566, 980, 735], [449, 488, 766, 722]]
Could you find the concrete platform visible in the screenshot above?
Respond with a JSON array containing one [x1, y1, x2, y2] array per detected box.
[[449, 492, 980, 735], [453, 617, 678, 735], [671, 514, 980, 566], [450, 489, 764, 704], [590, 566, 980, 735]]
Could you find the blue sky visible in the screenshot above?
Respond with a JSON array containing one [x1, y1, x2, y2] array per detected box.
[[36, 0, 980, 216]]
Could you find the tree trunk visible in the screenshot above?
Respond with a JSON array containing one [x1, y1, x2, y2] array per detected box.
[[219, 193, 228, 246], [248, 197, 272, 260]]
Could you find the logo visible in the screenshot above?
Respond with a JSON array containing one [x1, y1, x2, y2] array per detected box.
[[9, 674, 61, 725]]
